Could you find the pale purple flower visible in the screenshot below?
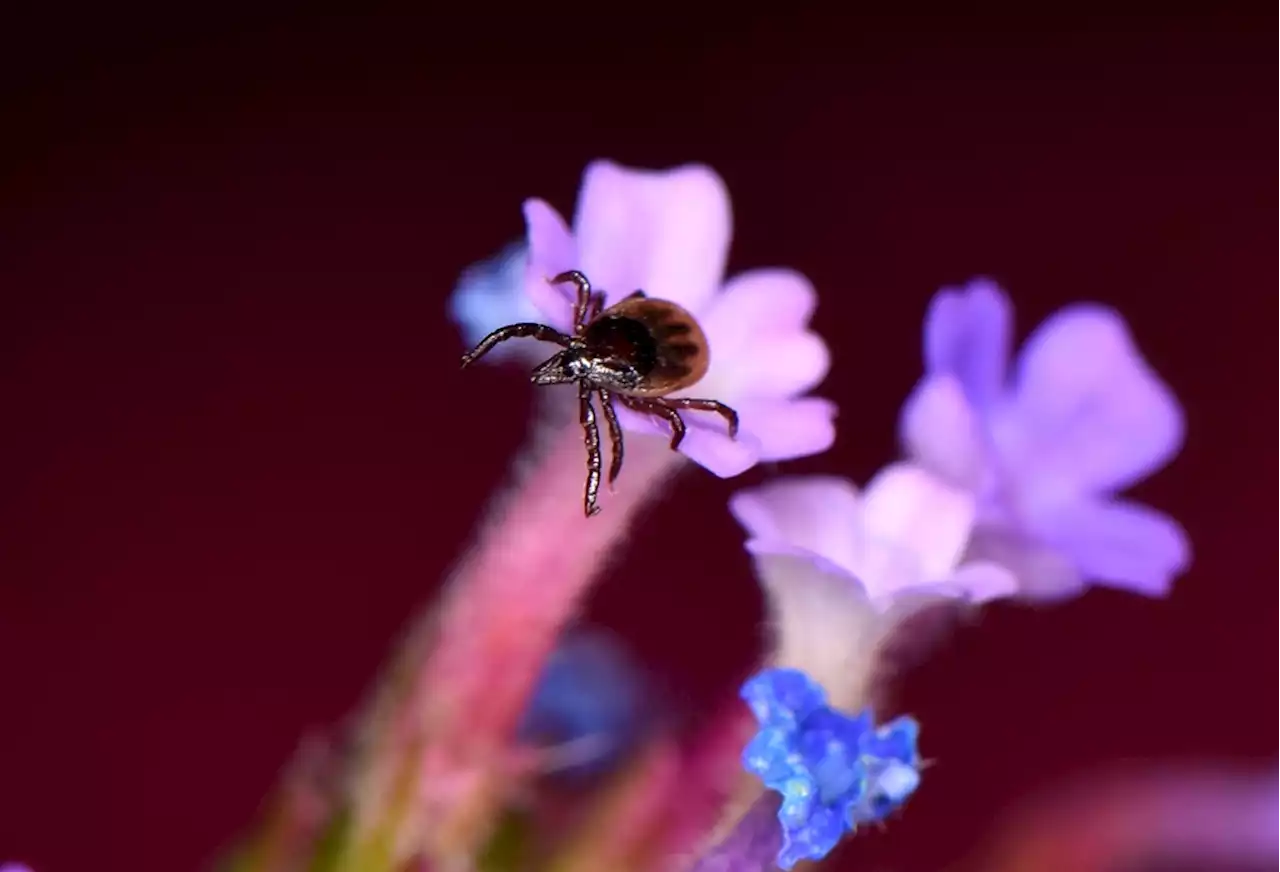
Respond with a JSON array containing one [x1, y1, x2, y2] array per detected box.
[[521, 160, 836, 477], [731, 465, 1019, 609], [899, 279, 1190, 599], [730, 467, 1018, 711]]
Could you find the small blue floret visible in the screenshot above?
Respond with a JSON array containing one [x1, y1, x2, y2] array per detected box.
[[739, 667, 923, 869], [740, 665, 828, 729]]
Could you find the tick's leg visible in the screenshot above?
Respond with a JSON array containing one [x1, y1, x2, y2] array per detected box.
[[579, 383, 603, 517], [658, 397, 740, 438], [598, 389, 625, 487], [460, 323, 572, 368], [621, 395, 687, 451], [549, 270, 595, 332]]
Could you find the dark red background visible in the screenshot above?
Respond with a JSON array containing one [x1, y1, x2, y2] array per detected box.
[[0, 8, 1274, 872]]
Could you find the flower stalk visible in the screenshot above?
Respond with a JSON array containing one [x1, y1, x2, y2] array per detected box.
[[346, 409, 687, 867]]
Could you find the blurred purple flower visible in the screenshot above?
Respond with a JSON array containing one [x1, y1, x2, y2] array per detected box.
[[730, 465, 1019, 609], [899, 279, 1190, 599], [521, 160, 836, 477]]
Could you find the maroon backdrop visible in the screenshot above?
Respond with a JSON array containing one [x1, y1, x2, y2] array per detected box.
[[0, 9, 1274, 872]]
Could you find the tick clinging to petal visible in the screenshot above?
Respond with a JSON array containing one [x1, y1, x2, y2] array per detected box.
[[460, 269, 739, 517]]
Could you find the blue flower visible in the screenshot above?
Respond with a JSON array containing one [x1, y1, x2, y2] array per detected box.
[[447, 241, 546, 362], [740, 667, 922, 869], [900, 279, 1190, 599]]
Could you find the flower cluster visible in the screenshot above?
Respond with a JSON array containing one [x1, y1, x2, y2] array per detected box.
[[741, 668, 921, 869], [198, 159, 1195, 872], [731, 281, 1189, 614]]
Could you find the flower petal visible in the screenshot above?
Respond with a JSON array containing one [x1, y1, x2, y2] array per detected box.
[[695, 269, 830, 400], [521, 198, 579, 332], [674, 424, 761, 478], [1007, 304, 1184, 495], [860, 463, 977, 584], [742, 397, 838, 464], [573, 160, 731, 312], [898, 374, 989, 491], [729, 476, 862, 574], [614, 396, 836, 478], [924, 278, 1013, 412], [964, 525, 1086, 601], [1029, 497, 1191, 597], [944, 560, 1021, 603], [613, 402, 759, 478], [849, 537, 927, 603]]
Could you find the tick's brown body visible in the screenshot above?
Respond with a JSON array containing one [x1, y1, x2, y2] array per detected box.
[[460, 270, 739, 516]]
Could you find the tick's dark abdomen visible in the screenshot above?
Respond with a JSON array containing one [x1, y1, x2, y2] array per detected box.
[[585, 316, 660, 375], [588, 296, 710, 395]]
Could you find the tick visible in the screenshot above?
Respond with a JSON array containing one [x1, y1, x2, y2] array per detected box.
[[460, 270, 739, 516]]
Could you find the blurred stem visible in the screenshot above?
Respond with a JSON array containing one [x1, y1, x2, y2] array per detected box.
[[217, 737, 335, 872], [654, 696, 761, 869], [349, 406, 687, 866], [545, 740, 683, 872], [419, 418, 683, 750], [317, 736, 423, 872]]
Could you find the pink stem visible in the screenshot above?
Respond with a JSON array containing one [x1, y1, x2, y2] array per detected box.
[[403, 413, 686, 855], [426, 425, 681, 737]]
